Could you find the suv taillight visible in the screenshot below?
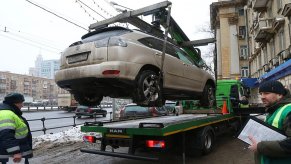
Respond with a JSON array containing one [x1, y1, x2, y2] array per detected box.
[[109, 37, 127, 47]]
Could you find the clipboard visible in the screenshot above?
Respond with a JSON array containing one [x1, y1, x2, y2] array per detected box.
[[237, 116, 287, 145], [8, 157, 25, 164]]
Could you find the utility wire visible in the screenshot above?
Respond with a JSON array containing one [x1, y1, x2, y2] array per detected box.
[[0, 25, 63, 50], [5, 31, 62, 51], [92, 0, 115, 17], [76, 0, 106, 19], [0, 33, 60, 53], [75, 1, 98, 21], [25, 0, 88, 31]]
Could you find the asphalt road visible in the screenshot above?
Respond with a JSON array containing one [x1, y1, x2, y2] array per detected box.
[[22, 108, 113, 137]]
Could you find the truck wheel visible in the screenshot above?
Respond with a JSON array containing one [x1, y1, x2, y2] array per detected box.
[[134, 70, 163, 107], [200, 84, 215, 107], [186, 126, 215, 157], [74, 92, 103, 106]]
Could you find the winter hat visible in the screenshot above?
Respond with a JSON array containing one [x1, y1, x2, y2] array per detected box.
[[259, 80, 287, 95], [3, 93, 25, 104]]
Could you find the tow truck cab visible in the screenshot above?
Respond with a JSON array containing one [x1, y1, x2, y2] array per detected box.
[[216, 79, 250, 110]]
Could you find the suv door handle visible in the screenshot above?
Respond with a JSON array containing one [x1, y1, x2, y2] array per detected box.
[[155, 52, 162, 56]]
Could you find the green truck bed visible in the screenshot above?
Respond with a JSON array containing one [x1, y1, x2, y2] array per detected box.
[[81, 114, 236, 137]]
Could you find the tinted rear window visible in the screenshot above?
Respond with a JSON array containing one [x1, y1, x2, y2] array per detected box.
[[125, 106, 148, 112], [82, 29, 131, 43]]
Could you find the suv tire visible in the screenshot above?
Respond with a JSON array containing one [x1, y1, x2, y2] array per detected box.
[[135, 70, 162, 107], [200, 84, 215, 107]]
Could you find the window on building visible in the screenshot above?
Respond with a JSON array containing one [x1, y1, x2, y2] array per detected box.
[[277, 0, 282, 12], [239, 26, 246, 38], [241, 66, 249, 77], [279, 30, 285, 50], [263, 47, 268, 64], [270, 39, 275, 58], [240, 45, 248, 59], [238, 8, 244, 16]]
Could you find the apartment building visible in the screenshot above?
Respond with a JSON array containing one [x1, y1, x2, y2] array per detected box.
[[210, 0, 291, 103], [0, 71, 61, 103], [29, 54, 60, 79]]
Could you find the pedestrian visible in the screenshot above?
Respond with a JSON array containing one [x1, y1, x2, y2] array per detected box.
[[248, 80, 291, 164], [239, 95, 249, 108], [0, 93, 33, 164]]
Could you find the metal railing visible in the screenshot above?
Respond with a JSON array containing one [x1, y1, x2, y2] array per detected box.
[[23, 105, 59, 112], [27, 116, 80, 134], [27, 112, 113, 135]]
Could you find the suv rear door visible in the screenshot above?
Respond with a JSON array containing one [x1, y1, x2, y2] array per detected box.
[[175, 47, 204, 91], [139, 37, 185, 89]]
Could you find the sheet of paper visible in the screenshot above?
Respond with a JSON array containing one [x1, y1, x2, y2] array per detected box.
[[238, 118, 287, 145], [8, 157, 25, 164]]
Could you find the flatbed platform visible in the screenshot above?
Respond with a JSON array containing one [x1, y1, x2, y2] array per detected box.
[[82, 114, 236, 137]]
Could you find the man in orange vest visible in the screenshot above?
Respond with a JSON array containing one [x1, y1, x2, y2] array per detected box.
[[248, 80, 291, 164]]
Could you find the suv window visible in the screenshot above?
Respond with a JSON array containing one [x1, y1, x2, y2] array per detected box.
[[82, 29, 131, 43], [174, 47, 196, 65], [138, 37, 178, 58]]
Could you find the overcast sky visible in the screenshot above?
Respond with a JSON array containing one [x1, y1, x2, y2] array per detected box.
[[0, 0, 217, 75]]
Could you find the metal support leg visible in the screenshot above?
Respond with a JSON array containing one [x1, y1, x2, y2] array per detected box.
[[183, 132, 186, 164]]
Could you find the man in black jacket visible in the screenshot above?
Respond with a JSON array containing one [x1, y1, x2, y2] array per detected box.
[[0, 93, 33, 164], [248, 80, 291, 164]]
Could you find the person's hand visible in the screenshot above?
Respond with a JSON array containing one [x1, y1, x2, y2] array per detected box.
[[13, 153, 22, 163], [248, 135, 258, 151]]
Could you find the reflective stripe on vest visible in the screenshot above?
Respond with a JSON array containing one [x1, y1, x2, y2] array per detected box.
[[6, 146, 20, 153], [272, 104, 291, 128], [0, 110, 28, 139]]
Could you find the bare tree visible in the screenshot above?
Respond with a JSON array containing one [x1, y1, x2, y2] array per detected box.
[[196, 22, 215, 76]]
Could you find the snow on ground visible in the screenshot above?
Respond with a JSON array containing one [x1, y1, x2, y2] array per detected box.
[[32, 126, 85, 150]]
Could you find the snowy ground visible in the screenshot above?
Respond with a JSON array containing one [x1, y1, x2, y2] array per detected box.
[[32, 126, 84, 150]]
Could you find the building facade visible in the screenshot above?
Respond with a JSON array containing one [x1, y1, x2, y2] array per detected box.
[[29, 54, 60, 79], [0, 71, 61, 103], [211, 0, 249, 80], [210, 0, 291, 103]]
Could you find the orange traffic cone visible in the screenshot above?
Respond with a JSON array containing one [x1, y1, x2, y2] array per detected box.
[[222, 101, 228, 115]]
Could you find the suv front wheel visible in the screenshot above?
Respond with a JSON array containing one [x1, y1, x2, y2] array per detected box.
[[199, 84, 215, 108]]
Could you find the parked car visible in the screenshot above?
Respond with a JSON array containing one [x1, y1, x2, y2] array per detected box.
[[164, 101, 177, 113], [55, 26, 215, 107], [75, 105, 107, 118], [30, 101, 43, 107], [120, 103, 169, 119], [120, 104, 151, 119], [149, 106, 169, 116]]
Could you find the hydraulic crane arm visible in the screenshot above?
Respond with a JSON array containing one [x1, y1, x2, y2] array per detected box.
[[89, 1, 208, 68]]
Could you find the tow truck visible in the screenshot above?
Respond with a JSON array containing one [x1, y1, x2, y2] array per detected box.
[[79, 1, 264, 162]]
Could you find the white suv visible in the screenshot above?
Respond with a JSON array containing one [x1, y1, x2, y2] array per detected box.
[[55, 26, 215, 107]]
